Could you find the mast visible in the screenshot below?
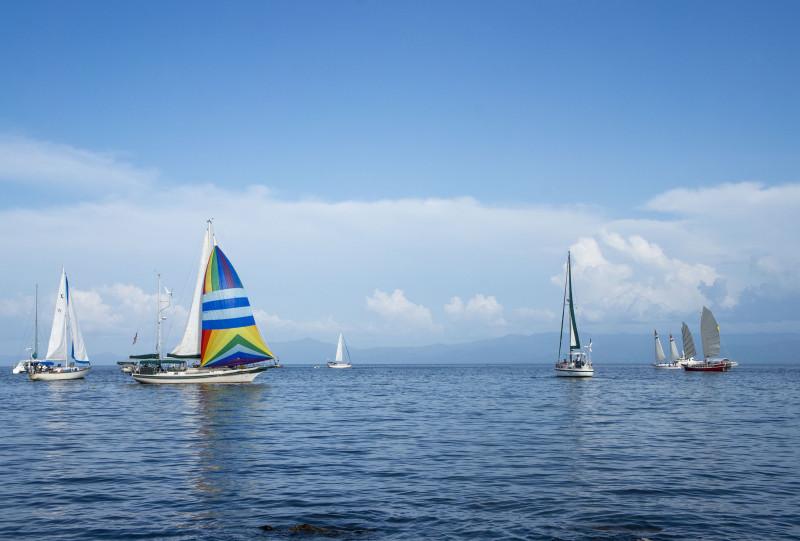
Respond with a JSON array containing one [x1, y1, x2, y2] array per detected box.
[[63, 272, 69, 363], [157, 274, 163, 360], [157, 273, 171, 360], [557, 253, 569, 362], [169, 220, 215, 359], [33, 284, 38, 360]]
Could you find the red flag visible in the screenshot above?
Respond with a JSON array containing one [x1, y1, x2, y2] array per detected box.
[[132, 332, 138, 345]]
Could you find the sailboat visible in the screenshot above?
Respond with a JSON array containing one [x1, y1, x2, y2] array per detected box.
[[27, 269, 91, 381], [120, 273, 171, 373], [683, 307, 734, 372], [555, 251, 593, 377], [327, 332, 352, 368], [13, 285, 40, 374], [129, 222, 279, 384], [652, 330, 681, 369]]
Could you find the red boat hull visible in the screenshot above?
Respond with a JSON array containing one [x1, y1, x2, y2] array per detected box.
[[683, 362, 729, 372]]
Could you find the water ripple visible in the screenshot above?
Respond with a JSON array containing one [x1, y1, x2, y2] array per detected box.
[[2, 364, 800, 539]]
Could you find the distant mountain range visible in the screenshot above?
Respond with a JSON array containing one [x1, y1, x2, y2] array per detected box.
[[6, 332, 798, 367]]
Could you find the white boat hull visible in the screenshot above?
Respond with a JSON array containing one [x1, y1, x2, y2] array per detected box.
[[652, 362, 682, 369], [12, 361, 29, 374], [555, 364, 594, 377], [28, 367, 91, 381], [131, 365, 274, 384], [327, 362, 351, 369]]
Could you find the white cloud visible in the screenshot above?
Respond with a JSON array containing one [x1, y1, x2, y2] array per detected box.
[[365, 289, 441, 335], [444, 294, 506, 326], [645, 182, 800, 216], [2, 137, 800, 350], [0, 135, 158, 194], [559, 233, 730, 324], [253, 309, 340, 342]]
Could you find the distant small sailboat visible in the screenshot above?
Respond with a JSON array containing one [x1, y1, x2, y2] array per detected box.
[[129, 221, 279, 384], [13, 284, 40, 375], [327, 332, 352, 368], [683, 307, 734, 372], [27, 269, 91, 381], [652, 330, 681, 369], [555, 251, 593, 377]]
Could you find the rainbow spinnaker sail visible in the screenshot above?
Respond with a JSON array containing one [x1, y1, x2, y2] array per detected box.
[[200, 246, 274, 367]]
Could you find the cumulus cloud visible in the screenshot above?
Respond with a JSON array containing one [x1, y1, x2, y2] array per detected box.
[[253, 310, 340, 342], [444, 294, 506, 326], [365, 289, 440, 334], [2, 137, 800, 351], [558, 233, 730, 323]]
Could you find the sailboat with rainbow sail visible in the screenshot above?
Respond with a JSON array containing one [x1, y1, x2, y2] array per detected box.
[[130, 222, 279, 384]]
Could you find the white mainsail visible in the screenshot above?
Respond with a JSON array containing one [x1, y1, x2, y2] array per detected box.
[[44, 268, 89, 364], [45, 270, 68, 361], [335, 332, 345, 363], [668, 334, 680, 363], [654, 330, 666, 363], [169, 223, 215, 358], [681, 322, 696, 359], [700, 306, 721, 359]]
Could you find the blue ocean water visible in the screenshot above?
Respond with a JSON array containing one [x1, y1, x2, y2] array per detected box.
[[1, 363, 799, 540]]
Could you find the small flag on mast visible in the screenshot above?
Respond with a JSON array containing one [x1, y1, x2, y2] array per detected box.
[[132, 332, 138, 345]]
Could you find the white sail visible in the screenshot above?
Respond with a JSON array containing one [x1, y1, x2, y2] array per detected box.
[[681, 322, 696, 359], [335, 332, 344, 363], [700, 306, 721, 359], [67, 284, 89, 364], [43, 268, 89, 364], [654, 330, 666, 363], [169, 223, 215, 358], [45, 269, 68, 361], [668, 334, 680, 363], [569, 305, 579, 349]]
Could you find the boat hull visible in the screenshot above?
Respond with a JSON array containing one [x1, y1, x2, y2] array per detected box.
[[683, 362, 731, 372], [327, 362, 351, 369], [28, 367, 91, 381], [12, 361, 29, 374], [131, 365, 274, 384], [652, 362, 682, 369], [555, 365, 594, 377]]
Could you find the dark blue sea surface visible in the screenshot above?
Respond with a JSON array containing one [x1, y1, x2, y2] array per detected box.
[[1, 363, 799, 540]]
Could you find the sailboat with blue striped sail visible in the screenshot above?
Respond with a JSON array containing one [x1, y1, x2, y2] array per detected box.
[[27, 269, 92, 381], [130, 221, 279, 384]]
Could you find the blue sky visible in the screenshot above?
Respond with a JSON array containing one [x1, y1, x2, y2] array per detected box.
[[1, 1, 799, 358]]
